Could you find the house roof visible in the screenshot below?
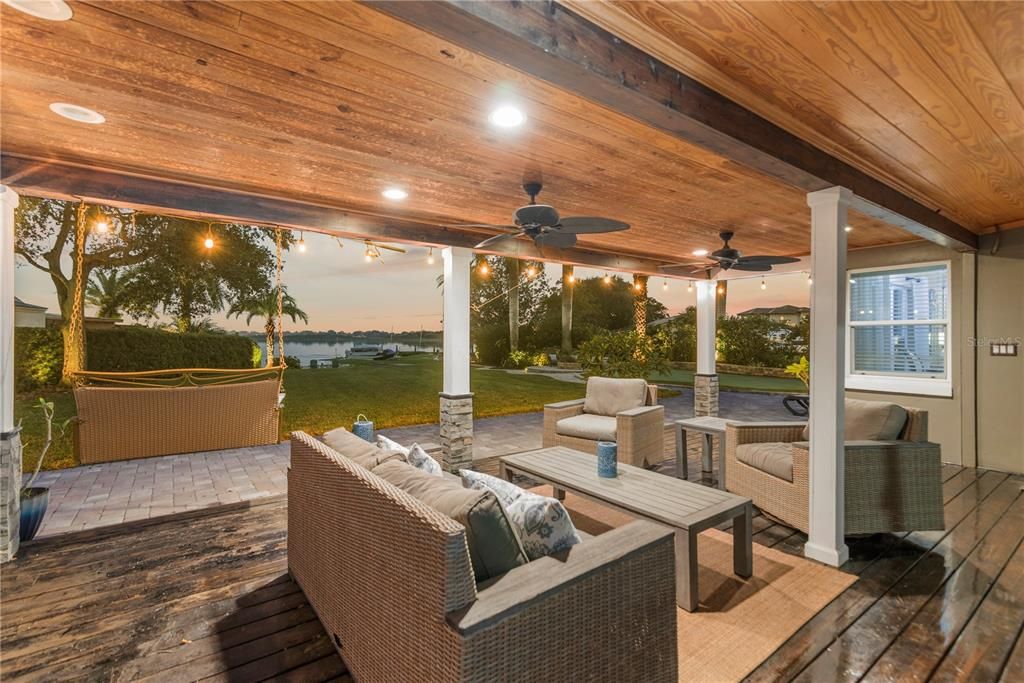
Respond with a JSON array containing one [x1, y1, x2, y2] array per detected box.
[[14, 297, 46, 311], [738, 305, 810, 317]]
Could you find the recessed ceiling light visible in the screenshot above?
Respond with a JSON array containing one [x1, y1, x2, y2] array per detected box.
[[488, 105, 525, 128], [1, 0, 72, 21], [49, 102, 105, 124], [692, 248, 709, 257], [382, 188, 408, 201]]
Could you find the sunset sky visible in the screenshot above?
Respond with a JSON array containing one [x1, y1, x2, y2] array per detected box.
[[15, 230, 810, 333]]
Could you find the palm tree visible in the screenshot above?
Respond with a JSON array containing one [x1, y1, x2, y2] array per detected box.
[[85, 269, 129, 319], [228, 286, 309, 367]]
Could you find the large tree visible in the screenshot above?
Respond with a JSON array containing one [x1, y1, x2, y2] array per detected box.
[[85, 269, 130, 319], [120, 221, 282, 333], [228, 286, 309, 367], [469, 255, 552, 364]]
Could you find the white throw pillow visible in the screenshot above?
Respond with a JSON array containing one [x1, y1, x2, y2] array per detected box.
[[376, 435, 441, 476], [460, 470, 581, 560]]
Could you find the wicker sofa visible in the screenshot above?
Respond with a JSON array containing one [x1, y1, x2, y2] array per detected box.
[[724, 399, 944, 535], [542, 377, 664, 467], [288, 430, 679, 683]]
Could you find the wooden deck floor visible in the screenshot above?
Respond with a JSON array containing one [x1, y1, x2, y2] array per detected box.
[[2, 460, 1021, 682]]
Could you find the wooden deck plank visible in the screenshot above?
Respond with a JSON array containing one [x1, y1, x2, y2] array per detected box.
[[792, 474, 1021, 682], [747, 470, 1011, 682]]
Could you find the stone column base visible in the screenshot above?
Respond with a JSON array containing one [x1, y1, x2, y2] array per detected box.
[[439, 393, 474, 473], [694, 373, 719, 417], [1, 428, 22, 563]]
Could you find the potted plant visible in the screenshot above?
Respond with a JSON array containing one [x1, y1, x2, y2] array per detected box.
[[782, 356, 811, 417], [19, 398, 72, 543]]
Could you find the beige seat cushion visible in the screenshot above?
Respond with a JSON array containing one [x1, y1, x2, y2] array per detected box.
[[736, 442, 794, 482], [801, 399, 908, 441], [583, 377, 648, 417], [323, 427, 404, 469], [556, 414, 617, 442], [374, 459, 528, 582]]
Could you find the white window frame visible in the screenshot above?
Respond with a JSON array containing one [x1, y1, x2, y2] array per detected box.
[[845, 260, 953, 398]]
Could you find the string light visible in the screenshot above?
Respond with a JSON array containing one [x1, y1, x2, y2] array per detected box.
[[427, 247, 435, 265], [807, 274, 813, 286], [526, 265, 537, 278], [568, 274, 575, 284], [479, 261, 490, 276], [93, 218, 109, 234], [633, 281, 642, 292], [761, 279, 767, 290], [687, 281, 693, 293], [297, 231, 307, 253], [603, 273, 611, 284], [364, 245, 374, 262], [662, 279, 668, 291], [717, 283, 725, 294], [203, 223, 215, 250]]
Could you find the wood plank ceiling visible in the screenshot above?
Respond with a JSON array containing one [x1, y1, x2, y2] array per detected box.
[[0, 1, 1011, 265], [566, 0, 1024, 234]]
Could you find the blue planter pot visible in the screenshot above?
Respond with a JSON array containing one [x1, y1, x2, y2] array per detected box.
[[20, 487, 49, 542]]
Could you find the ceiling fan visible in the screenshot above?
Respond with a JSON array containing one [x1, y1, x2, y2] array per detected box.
[[459, 181, 630, 250], [660, 231, 800, 277]]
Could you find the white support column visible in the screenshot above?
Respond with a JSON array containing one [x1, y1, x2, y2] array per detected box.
[[1, 185, 21, 562], [440, 247, 473, 471], [694, 280, 719, 417], [805, 186, 852, 567]]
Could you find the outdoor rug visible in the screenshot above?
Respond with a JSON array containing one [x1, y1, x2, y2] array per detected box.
[[550, 490, 857, 683]]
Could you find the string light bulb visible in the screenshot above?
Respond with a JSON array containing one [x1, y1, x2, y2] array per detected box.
[[633, 281, 642, 292], [297, 231, 307, 253], [93, 218, 109, 234], [364, 245, 374, 262], [603, 273, 611, 284], [687, 281, 693, 293], [568, 274, 575, 284], [662, 280, 668, 291], [427, 247, 435, 265], [479, 261, 489, 276], [717, 283, 725, 294], [204, 236, 215, 250], [526, 265, 537, 278], [203, 223, 215, 250], [761, 279, 767, 290], [807, 274, 813, 286]]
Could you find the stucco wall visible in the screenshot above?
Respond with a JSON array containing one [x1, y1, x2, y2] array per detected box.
[[844, 241, 976, 467], [975, 230, 1024, 474]]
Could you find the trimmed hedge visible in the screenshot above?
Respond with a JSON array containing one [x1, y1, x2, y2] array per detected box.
[[14, 326, 259, 391]]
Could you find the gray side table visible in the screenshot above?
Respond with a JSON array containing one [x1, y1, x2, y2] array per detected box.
[[674, 416, 736, 490]]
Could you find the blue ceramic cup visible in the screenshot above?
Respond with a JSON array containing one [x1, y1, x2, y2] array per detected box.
[[597, 441, 618, 478]]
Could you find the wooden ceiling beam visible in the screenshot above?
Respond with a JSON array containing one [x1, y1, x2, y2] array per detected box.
[[0, 154, 671, 276], [372, 0, 978, 252]]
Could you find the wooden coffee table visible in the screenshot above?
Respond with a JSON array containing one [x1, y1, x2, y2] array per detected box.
[[500, 446, 753, 612]]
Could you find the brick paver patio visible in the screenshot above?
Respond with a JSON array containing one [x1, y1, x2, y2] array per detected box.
[[24, 388, 798, 538]]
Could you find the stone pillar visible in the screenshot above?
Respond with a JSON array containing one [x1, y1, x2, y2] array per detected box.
[[694, 374, 719, 417], [1, 431, 22, 562], [695, 279, 719, 417], [439, 393, 474, 473], [1, 185, 21, 562]]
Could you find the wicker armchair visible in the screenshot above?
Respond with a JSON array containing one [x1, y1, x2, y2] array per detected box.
[[289, 432, 679, 683], [543, 377, 664, 467], [724, 405, 944, 535]]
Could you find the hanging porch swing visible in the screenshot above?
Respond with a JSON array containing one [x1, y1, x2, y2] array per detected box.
[[70, 213, 289, 464]]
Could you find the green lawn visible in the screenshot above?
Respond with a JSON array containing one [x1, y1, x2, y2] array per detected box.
[[14, 354, 585, 473], [649, 368, 805, 394]]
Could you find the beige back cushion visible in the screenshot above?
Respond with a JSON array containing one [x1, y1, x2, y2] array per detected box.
[[583, 377, 649, 417], [374, 459, 528, 582], [801, 399, 909, 441], [323, 427, 405, 469]]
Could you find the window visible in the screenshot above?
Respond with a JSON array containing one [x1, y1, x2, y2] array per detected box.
[[846, 262, 952, 397]]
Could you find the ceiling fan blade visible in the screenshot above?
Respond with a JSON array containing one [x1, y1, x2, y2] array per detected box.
[[375, 243, 407, 253], [534, 231, 577, 249], [447, 223, 517, 230], [737, 255, 801, 265], [514, 204, 560, 227], [660, 263, 714, 276], [730, 262, 773, 272], [475, 231, 524, 249], [557, 217, 630, 234]]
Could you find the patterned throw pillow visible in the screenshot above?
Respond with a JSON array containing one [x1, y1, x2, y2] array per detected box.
[[376, 435, 442, 476], [460, 470, 581, 560]]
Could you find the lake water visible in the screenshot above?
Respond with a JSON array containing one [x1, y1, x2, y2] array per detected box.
[[256, 340, 439, 367]]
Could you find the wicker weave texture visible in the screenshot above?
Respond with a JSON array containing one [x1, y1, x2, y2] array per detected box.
[[542, 384, 664, 467], [288, 431, 679, 682], [724, 408, 944, 534], [74, 379, 280, 463]]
